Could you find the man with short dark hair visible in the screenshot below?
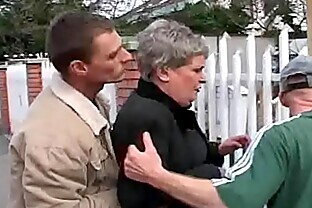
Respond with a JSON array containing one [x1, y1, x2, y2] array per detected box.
[[123, 55, 312, 208], [8, 11, 132, 208]]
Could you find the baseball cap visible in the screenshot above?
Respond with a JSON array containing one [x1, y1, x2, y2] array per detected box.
[[280, 55, 312, 92]]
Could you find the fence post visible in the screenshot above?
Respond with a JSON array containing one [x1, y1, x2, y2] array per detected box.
[[231, 51, 244, 162], [262, 46, 273, 126], [219, 32, 230, 168], [6, 62, 29, 134], [246, 33, 257, 138], [279, 27, 290, 120], [41, 58, 57, 88], [206, 53, 217, 142], [197, 77, 206, 133]]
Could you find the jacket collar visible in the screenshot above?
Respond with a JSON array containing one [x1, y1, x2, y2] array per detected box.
[[136, 78, 191, 113], [136, 78, 202, 132], [136, 79, 207, 139], [50, 72, 109, 136]]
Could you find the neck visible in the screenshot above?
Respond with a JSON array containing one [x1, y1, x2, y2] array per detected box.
[[153, 79, 178, 103], [63, 76, 103, 101], [153, 79, 169, 96], [153, 79, 190, 107], [289, 98, 312, 116]]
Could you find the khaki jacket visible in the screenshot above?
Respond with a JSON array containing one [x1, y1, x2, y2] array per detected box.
[[8, 73, 120, 208]]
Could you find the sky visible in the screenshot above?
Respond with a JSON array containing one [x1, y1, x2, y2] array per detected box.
[[117, 0, 144, 17], [84, 0, 145, 18]]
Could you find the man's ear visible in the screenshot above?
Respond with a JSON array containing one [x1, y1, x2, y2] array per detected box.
[[155, 68, 170, 82], [279, 92, 289, 107], [68, 60, 88, 76]]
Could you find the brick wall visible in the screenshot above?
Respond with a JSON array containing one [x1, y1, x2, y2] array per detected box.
[[0, 67, 10, 133], [116, 52, 140, 109], [26, 62, 43, 104]]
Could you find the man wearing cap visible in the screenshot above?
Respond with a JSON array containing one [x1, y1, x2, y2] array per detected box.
[[122, 55, 312, 208]]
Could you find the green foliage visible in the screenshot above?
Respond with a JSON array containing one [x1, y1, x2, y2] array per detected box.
[[116, 2, 251, 36], [0, 0, 307, 59], [0, 0, 86, 60], [116, 19, 151, 36], [169, 3, 250, 35]]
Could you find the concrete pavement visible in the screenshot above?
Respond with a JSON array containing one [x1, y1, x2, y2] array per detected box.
[[0, 136, 9, 207]]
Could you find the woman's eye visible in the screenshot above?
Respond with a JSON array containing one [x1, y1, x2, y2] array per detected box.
[[193, 66, 204, 73]]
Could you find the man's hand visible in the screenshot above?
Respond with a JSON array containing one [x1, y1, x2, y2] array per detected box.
[[218, 135, 251, 155], [124, 133, 227, 208], [124, 132, 164, 183]]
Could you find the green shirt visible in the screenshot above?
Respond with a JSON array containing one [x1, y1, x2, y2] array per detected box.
[[213, 111, 312, 208]]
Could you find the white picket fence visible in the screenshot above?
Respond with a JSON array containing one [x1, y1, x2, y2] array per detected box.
[[192, 28, 308, 167], [4, 28, 308, 168]]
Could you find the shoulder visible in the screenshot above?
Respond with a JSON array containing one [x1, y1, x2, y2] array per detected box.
[[111, 92, 175, 146], [11, 88, 94, 157], [259, 115, 303, 140], [249, 115, 303, 154], [115, 92, 174, 125], [10, 124, 93, 165]]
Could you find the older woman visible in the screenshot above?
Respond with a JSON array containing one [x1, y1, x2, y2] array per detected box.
[[111, 19, 249, 208]]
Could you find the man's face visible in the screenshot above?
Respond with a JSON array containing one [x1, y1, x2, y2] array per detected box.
[[166, 55, 205, 107], [86, 30, 133, 84]]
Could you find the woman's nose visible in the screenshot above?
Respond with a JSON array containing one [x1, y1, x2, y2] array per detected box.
[[199, 72, 206, 83]]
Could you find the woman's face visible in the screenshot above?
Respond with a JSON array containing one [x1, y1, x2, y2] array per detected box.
[[166, 55, 205, 107]]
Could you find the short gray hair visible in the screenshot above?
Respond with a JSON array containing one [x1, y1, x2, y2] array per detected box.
[[137, 19, 208, 81]]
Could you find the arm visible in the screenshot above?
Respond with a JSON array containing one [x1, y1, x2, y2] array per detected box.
[[111, 112, 173, 208], [212, 127, 288, 208], [206, 135, 251, 167], [185, 164, 221, 179], [155, 128, 288, 208], [124, 127, 288, 208], [124, 132, 226, 208], [206, 141, 224, 166], [150, 169, 226, 208], [22, 145, 111, 207]]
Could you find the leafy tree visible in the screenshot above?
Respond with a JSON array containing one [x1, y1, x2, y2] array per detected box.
[[88, 0, 146, 18], [116, 2, 250, 36], [0, 0, 86, 60]]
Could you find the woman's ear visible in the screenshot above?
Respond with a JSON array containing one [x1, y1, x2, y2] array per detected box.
[[155, 68, 170, 82]]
